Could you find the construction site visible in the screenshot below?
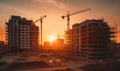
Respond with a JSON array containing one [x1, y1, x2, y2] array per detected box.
[[0, 6, 120, 71]]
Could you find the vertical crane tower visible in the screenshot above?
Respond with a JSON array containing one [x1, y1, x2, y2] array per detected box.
[[34, 15, 47, 49], [61, 8, 91, 30]]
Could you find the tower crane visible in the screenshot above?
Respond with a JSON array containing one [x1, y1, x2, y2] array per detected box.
[[34, 15, 47, 49], [61, 8, 91, 30]]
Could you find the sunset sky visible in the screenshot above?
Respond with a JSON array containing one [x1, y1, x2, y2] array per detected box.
[[0, 0, 120, 43]]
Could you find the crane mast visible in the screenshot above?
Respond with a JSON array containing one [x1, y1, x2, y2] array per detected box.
[[34, 15, 47, 49], [61, 8, 91, 30]]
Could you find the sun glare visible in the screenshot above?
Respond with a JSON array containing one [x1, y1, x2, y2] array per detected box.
[[49, 35, 57, 43]]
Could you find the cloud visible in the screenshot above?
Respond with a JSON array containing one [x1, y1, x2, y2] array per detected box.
[[0, 2, 32, 17], [34, 0, 67, 10]]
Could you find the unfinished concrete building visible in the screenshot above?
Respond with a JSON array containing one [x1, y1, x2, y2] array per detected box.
[[68, 19, 113, 59], [6, 15, 39, 52]]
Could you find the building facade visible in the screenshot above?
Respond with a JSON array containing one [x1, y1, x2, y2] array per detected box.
[[43, 41, 51, 52], [6, 15, 39, 52], [52, 38, 64, 51], [0, 41, 6, 54], [44, 41, 51, 48], [68, 19, 113, 59]]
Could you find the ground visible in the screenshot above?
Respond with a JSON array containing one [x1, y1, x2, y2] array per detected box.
[[0, 52, 90, 71]]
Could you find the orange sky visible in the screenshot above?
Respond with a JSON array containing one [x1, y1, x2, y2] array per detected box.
[[0, 0, 120, 43]]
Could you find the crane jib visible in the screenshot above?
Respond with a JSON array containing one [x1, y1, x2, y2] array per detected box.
[[63, 8, 91, 18]]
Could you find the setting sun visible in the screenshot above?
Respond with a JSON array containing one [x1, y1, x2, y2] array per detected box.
[[49, 35, 57, 43]]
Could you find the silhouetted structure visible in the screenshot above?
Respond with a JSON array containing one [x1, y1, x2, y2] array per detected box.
[[43, 41, 51, 52], [0, 41, 4, 49], [0, 41, 6, 54], [44, 41, 51, 48], [6, 15, 39, 52], [52, 38, 64, 52], [67, 19, 113, 59]]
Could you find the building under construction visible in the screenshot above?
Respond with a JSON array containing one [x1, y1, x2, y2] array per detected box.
[[65, 19, 114, 59], [6, 15, 39, 52]]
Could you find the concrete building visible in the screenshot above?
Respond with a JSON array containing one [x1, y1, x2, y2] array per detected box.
[[64, 30, 72, 54], [68, 19, 113, 59], [114, 43, 120, 57], [44, 41, 51, 48], [6, 15, 39, 52], [43, 41, 51, 52], [52, 38, 64, 52], [0, 41, 6, 54], [0, 41, 4, 49]]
